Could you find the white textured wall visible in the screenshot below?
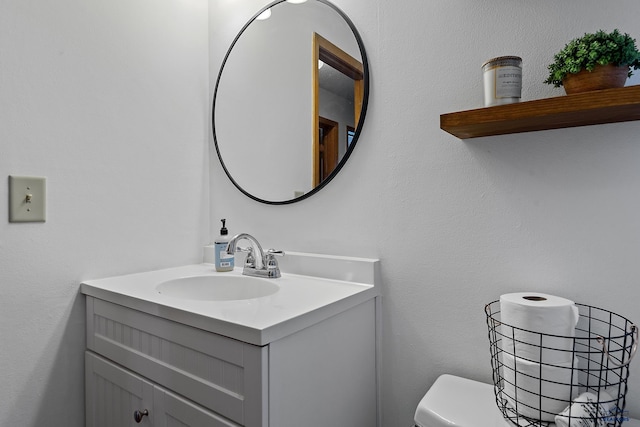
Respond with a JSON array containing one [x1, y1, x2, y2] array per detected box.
[[211, 1, 640, 425], [0, 0, 209, 425]]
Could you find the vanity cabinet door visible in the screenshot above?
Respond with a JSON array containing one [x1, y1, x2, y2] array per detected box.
[[86, 352, 153, 427], [87, 352, 242, 427]]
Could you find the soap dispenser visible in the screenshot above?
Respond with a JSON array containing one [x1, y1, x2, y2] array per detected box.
[[214, 219, 234, 272]]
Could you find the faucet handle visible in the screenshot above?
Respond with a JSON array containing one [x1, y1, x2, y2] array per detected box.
[[266, 248, 285, 257], [264, 249, 284, 278]]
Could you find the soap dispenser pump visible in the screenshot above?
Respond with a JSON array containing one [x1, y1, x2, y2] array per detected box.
[[214, 219, 234, 272]]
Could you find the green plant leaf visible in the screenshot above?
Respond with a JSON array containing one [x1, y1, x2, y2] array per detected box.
[[544, 29, 640, 87]]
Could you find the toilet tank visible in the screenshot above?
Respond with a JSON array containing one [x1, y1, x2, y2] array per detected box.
[[414, 374, 640, 427], [414, 374, 510, 427]]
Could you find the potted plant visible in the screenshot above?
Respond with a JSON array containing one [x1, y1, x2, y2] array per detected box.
[[544, 29, 640, 94]]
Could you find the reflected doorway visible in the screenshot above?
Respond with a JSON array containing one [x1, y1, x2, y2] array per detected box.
[[317, 117, 339, 183], [312, 32, 364, 187]]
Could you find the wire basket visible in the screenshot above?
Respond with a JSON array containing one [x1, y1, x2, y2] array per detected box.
[[485, 301, 637, 426]]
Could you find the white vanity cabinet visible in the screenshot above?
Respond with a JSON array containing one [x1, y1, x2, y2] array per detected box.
[[85, 294, 378, 427]]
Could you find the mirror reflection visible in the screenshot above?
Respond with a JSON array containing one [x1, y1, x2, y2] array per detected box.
[[213, 0, 369, 204], [314, 32, 364, 186]]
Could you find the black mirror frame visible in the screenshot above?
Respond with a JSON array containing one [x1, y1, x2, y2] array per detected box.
[[212, 0, 370, 205]]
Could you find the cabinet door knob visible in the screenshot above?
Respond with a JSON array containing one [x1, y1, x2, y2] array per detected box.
[[134, 409, 149, 423]]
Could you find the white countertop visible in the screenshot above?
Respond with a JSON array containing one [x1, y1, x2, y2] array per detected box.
[[81, 261, 379, 345]]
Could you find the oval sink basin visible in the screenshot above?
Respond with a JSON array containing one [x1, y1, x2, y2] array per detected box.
[[156, 275, 279, 301]]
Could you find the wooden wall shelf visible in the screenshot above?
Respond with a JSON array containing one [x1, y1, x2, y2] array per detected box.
[[440, 85, 640, 139]]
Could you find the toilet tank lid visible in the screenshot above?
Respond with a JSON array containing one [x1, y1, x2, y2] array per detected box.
[[414, 374, 499, 427]]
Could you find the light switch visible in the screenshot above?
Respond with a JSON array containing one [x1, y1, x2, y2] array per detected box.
[[9, 176, 46, 223]]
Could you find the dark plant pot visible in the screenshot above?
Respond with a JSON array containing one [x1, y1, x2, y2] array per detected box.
[[562, 63, 629, 94]]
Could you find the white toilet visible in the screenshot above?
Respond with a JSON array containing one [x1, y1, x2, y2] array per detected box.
[[414, 374, 640, 427]]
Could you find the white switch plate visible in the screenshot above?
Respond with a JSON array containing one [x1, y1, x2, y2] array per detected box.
[[9, 176, 46, 222]]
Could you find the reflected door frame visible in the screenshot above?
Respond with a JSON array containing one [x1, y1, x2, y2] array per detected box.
[[312, 32, 364, 187]]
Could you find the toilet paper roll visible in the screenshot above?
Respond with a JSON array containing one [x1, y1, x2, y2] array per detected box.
[[554, 391, 614, 427], [500, 293, 579, 364], [502, 353, 578, 421]]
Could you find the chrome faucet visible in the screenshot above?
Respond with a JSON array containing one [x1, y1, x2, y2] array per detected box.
[[226, 233, 284, 278]]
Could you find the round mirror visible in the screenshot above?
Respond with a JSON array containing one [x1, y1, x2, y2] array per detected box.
[[212, 0, 369, 204]]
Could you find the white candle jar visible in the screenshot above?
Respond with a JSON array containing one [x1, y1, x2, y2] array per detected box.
[[482, 56, 522, 107]]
